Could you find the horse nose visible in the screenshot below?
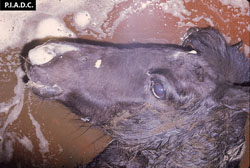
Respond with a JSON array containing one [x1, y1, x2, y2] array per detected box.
[[28, 42, 79, 65]]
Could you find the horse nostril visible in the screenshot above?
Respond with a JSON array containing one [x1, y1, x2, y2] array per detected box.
[[22, 75, 30, 84], [23, 58, 32, 73]]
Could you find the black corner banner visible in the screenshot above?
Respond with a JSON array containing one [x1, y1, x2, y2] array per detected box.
[[0, 0, 36, 10]]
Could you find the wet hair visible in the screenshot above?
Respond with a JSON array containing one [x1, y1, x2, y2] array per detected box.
[[24, 27, 249, 168]]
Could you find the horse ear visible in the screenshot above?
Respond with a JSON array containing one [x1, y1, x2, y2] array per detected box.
[[182, 27, 249, 85]]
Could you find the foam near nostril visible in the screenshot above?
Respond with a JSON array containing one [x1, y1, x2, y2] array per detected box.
[[28, 43, 79, 65]]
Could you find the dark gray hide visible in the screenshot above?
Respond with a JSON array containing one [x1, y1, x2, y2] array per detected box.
[[23, 27, 249, 168]]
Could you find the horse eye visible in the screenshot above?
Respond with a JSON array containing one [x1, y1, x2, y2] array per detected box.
[[151, 81, 166, 99]]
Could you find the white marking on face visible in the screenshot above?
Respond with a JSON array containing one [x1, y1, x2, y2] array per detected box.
[[95, 59, 102, 69], [80, 117, 90, 122], [28, 43, 79, 65], [188, 50, 197, 54]]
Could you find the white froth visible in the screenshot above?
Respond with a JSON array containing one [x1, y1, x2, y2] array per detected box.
[[0, 0, 89, 51], [159, 0, 191, 19], [1, 135, 14, 162], [0, 68, 25, 162], [0, 13, 26, 51], [74, 11, 92, 28], [0, 68, 25, 132], [95, 59, 102, 69], [18, 136, 34, 152], [141, 1, 151, 9], [35, 18, 75, 39], [0, 99, 19, 114], [220, 0, 248, 10], [58, 144, 63, 153], [0, 0, 248, 52], [203, 17, 215, 26], [72, 0, 116, 38], [36, 0, 86, 15], [28, 113, 49, 155], [28, 43, 79, 65], [108, 0, 193, 37], [0, 20, 14, 51]]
